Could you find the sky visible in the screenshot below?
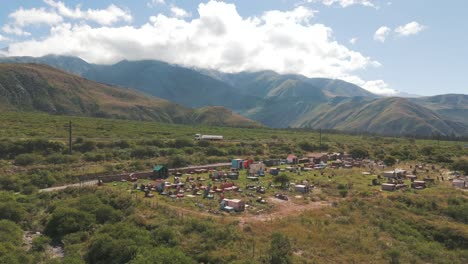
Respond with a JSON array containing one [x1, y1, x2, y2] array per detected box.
[[0, 0, 467, 96]]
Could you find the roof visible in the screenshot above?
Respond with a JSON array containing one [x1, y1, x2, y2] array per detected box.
[[153, 165, 166, 172], [306, 152, 328, 158], [224, 198, 242, 203], [287, 154, 297, 159]]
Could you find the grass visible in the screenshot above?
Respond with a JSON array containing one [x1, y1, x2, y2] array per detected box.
[[0, 111, 467, 263]]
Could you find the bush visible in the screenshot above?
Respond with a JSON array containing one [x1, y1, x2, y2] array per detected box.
[[167, 155, 189, 168], [383, 156, 397, 166], [32, 235, 51, 251], [45, 207, 95, 239], [0, 202, 26, 222], [14, 153, 42, 166], [45, 153, 77, 164], [350, 147, 368, 159], [206, 147, 225, 156], [298, 141, 316, 152], [75, 141, 96, 153], [130, 247, 195, 264], [269, 233, 292, 264], [0, 220, 23, 246], [131, 147, 159, 159]]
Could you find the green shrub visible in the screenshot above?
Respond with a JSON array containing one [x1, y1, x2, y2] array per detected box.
[[14, 153, 42, 166], [32, 235, 51, 251], [45, 207, 95, 239]]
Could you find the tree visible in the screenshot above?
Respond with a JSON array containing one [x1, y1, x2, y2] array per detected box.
[[86, 233, 139, 264], [130, 247, 196, 264], [349, 147, 368, 159], [0, 220, 23, 246], [14, 153, 42, 166], [451, 157, 468, 175], [0, 201, 26, 223], [273, 174, 290, 189], [45, 207, 95, 239], [269, 233, 292, 264], [383, 156, 397, 166]]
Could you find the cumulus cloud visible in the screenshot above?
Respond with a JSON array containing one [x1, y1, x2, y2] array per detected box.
[[0, 34, 10, 42], [2, 24, 31, 36], [395, 21, 425, 36], [349, 37, 358, 44], [170, 6, 191, 18], [361, 80, 397, 95], [44, 0, 132, 26], [147, 0, 165, 8], [374, 26, 390, 42], [8, 7, 63, 27], [307, 0, 376, 8], [5, 1, 386, 94]]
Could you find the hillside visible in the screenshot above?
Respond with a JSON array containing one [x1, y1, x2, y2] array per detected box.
[[296, 97, 467, 136], [411, 94, 468, 124], [0, 63, 262, 128], [83, 60, 259, 111], [1, 55, 467, 136], [191, 106, 260, 128], [204, 70, 376, 98]]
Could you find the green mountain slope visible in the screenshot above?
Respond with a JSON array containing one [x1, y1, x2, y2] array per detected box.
[[205, 70, 376, 98], [411, 94, 468, 124], [0, 54, 93, 75], [0, 63, 262, 128], [83, 60, 259, 111], [1, 55, 466, 136], [296, 97, 467, 136]]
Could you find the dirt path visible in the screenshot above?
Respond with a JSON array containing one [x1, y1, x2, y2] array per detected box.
[[38, 180, 98, 192], [155, 196, 334, 226], [238, 198, 333, 225]]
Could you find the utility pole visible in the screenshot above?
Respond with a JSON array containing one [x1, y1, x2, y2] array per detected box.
[[319, 128, 322, 151], [68, 121, 72, 154]]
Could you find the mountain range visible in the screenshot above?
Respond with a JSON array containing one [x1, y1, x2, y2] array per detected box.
[[0, 55, 466, 137], [0, 63, 261, 128]]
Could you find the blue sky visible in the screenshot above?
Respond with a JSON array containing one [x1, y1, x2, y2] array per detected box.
[[0, 0, 467, 96]]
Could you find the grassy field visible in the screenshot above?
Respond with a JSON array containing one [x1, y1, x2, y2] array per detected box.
[[0, 111, 467, 263]]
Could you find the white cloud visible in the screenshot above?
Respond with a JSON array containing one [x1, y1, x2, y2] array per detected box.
[[374, 26, 390, 42], [349, 37, 358, 44], [8, 7, 63, 27], [307, 0, 376, 8], [147, 0, 166, 8], [0, 34, 10, 42], [361, 80, 397, 95], [395, 21, 425, 36], [2, 24, 31, 36], [5, 1, 383, 94], [170, 6, 191, 18], [44, 0, 132, 26]]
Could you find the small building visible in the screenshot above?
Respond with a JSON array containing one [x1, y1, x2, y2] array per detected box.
[[152, 165, 168, 179], [270, 168, 280, 176], [231, 159, 244, 170], [411, 181, 426, 189], [306, 152, 329, 163], [227, 172, 239, 180], [328, 152, 341, 161], [383, 169, 406, 180], [264, 159, 281, 167], [221, 199, 245, 212], [381, 183, 396, 191], [452, 179, 466, 189], [295, 184, 310, 193], [243, 159, 254, 169], [249, 162, 266, 176], [286, 154, 298, 164]]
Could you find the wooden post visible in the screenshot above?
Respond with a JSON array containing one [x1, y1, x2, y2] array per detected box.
[[68, 121, 72, 154]]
